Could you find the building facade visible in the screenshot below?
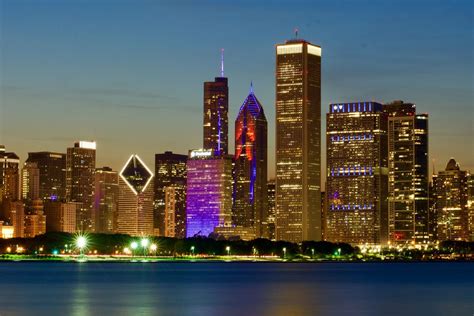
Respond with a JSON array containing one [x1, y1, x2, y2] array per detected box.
[[116, 155, 154, 236], [66, 141, 96, 232], [26, 152, 66, 201], [43, 201, 78, 233], [24, 199, 46, 238], [0, 146, 20, 202], [94, 167, 119, 233], [154, 151, 187, 238], [21, 162, 40, 201], [203, 76, 229, 156], [326, 102, 388, 244], [275, 39, 322, 242], [186, 149, 232, 238], [434, 159, 469, 241], [233, 86, 268, 238], [386, 101, 429, 244], [267, 180, 276, 240]]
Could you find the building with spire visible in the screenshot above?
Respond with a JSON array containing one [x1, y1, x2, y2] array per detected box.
[[203, 49, 229, 156], [275, 37, 322, 242], [233, 83, 268, 238], [116, 155, 154, 236]]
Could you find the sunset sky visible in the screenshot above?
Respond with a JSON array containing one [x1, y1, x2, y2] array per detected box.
[[1, 0, 473, 180]]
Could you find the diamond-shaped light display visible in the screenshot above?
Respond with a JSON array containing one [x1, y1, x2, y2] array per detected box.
[[120, 155, 153, 195]]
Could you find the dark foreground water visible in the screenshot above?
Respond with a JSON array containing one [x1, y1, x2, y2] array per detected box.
[[0, 262, 472, 316]]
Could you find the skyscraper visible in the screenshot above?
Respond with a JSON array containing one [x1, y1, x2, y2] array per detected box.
[[21, 162, 40, 201], [203, 50, 229, 156], [386, 101, 429, 244], [186, 149, 232, 238], [275, 38, 322, 242], [26, 152, 66, 201], [326, 102, 388, 244], [0, 146, 20, 201], [94, 167, 119, 233], [66, 141, 96, 232], [433, 158, 469, 241], [116, 155, 154, 237], [154, 151, 187, 238], [233, 84, 268, 238]]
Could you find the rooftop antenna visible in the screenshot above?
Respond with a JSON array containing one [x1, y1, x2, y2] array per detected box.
[[294, 27, 299, 39], [250, 81, 254, 94], [220, 48, 224, 77]]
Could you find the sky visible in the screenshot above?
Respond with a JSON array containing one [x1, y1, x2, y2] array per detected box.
[[1, 0, 473, 181]]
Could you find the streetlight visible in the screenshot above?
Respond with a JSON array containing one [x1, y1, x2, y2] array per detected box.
[[226, 246, 231, 256], [130, 241, 138, 257], [150, 243, 157, 255], [75, 235, 87, 257], [283, 247, 287, 259], [141, 238, 149, 256], [311, 248, 315, 258], [190, 246, 195, 256]]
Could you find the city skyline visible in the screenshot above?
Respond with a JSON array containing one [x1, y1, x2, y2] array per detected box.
[[1, 1, 473, 181]]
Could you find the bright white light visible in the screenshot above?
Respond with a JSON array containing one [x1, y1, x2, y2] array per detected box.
[[131, 241, 138, 250], [141, 238, 149, 248], [76, 236, 87, 249], [150, 244, 157, 252], [78, 141, 96, 150]]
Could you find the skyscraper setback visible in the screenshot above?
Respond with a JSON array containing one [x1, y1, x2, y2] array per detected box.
[[326, 102, 388, 244], [66, 141, 96, 232], [233, 85, 268, 238], [203, 51, 229, 156], [275, 38, 322, 242]]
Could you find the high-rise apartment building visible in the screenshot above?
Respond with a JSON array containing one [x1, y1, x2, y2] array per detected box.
[[26, 152, 66, 201], [154, 151, 187, 238], [386, 101, 429, 244], [326, 102, 388, 244], [433, 159, 469, 241], [203, 53, 229, 156], [21, 162, 40, 201], [186, 149, 232, 237], [66, 141, 96, 232], [94, 167, 119, 233], [233, 86, 268, 238], [116, 155, 154, 237], [0, 199, 24, 237], [275, 38, 322, 242]]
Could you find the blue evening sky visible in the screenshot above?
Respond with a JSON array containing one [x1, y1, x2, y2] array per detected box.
[[1, 0, 473, 179]]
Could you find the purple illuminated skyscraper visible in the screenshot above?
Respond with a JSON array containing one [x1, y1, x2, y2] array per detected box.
[[233, 84, 268, 238], [203, 50, 228, 156], [186, 149, 232, 237]]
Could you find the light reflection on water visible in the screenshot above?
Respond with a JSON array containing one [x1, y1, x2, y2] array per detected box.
[[0, 262, 472, 316]]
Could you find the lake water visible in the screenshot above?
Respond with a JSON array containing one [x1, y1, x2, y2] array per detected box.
[[0, 262, 472, 316]]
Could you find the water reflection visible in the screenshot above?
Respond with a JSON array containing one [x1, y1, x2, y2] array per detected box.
[[0, 262, 472, 316]]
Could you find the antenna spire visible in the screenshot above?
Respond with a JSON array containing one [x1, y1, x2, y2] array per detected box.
[[220, 48, 224, 77], [294, 27, 299, 39], [250, 81, 253, 94]]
